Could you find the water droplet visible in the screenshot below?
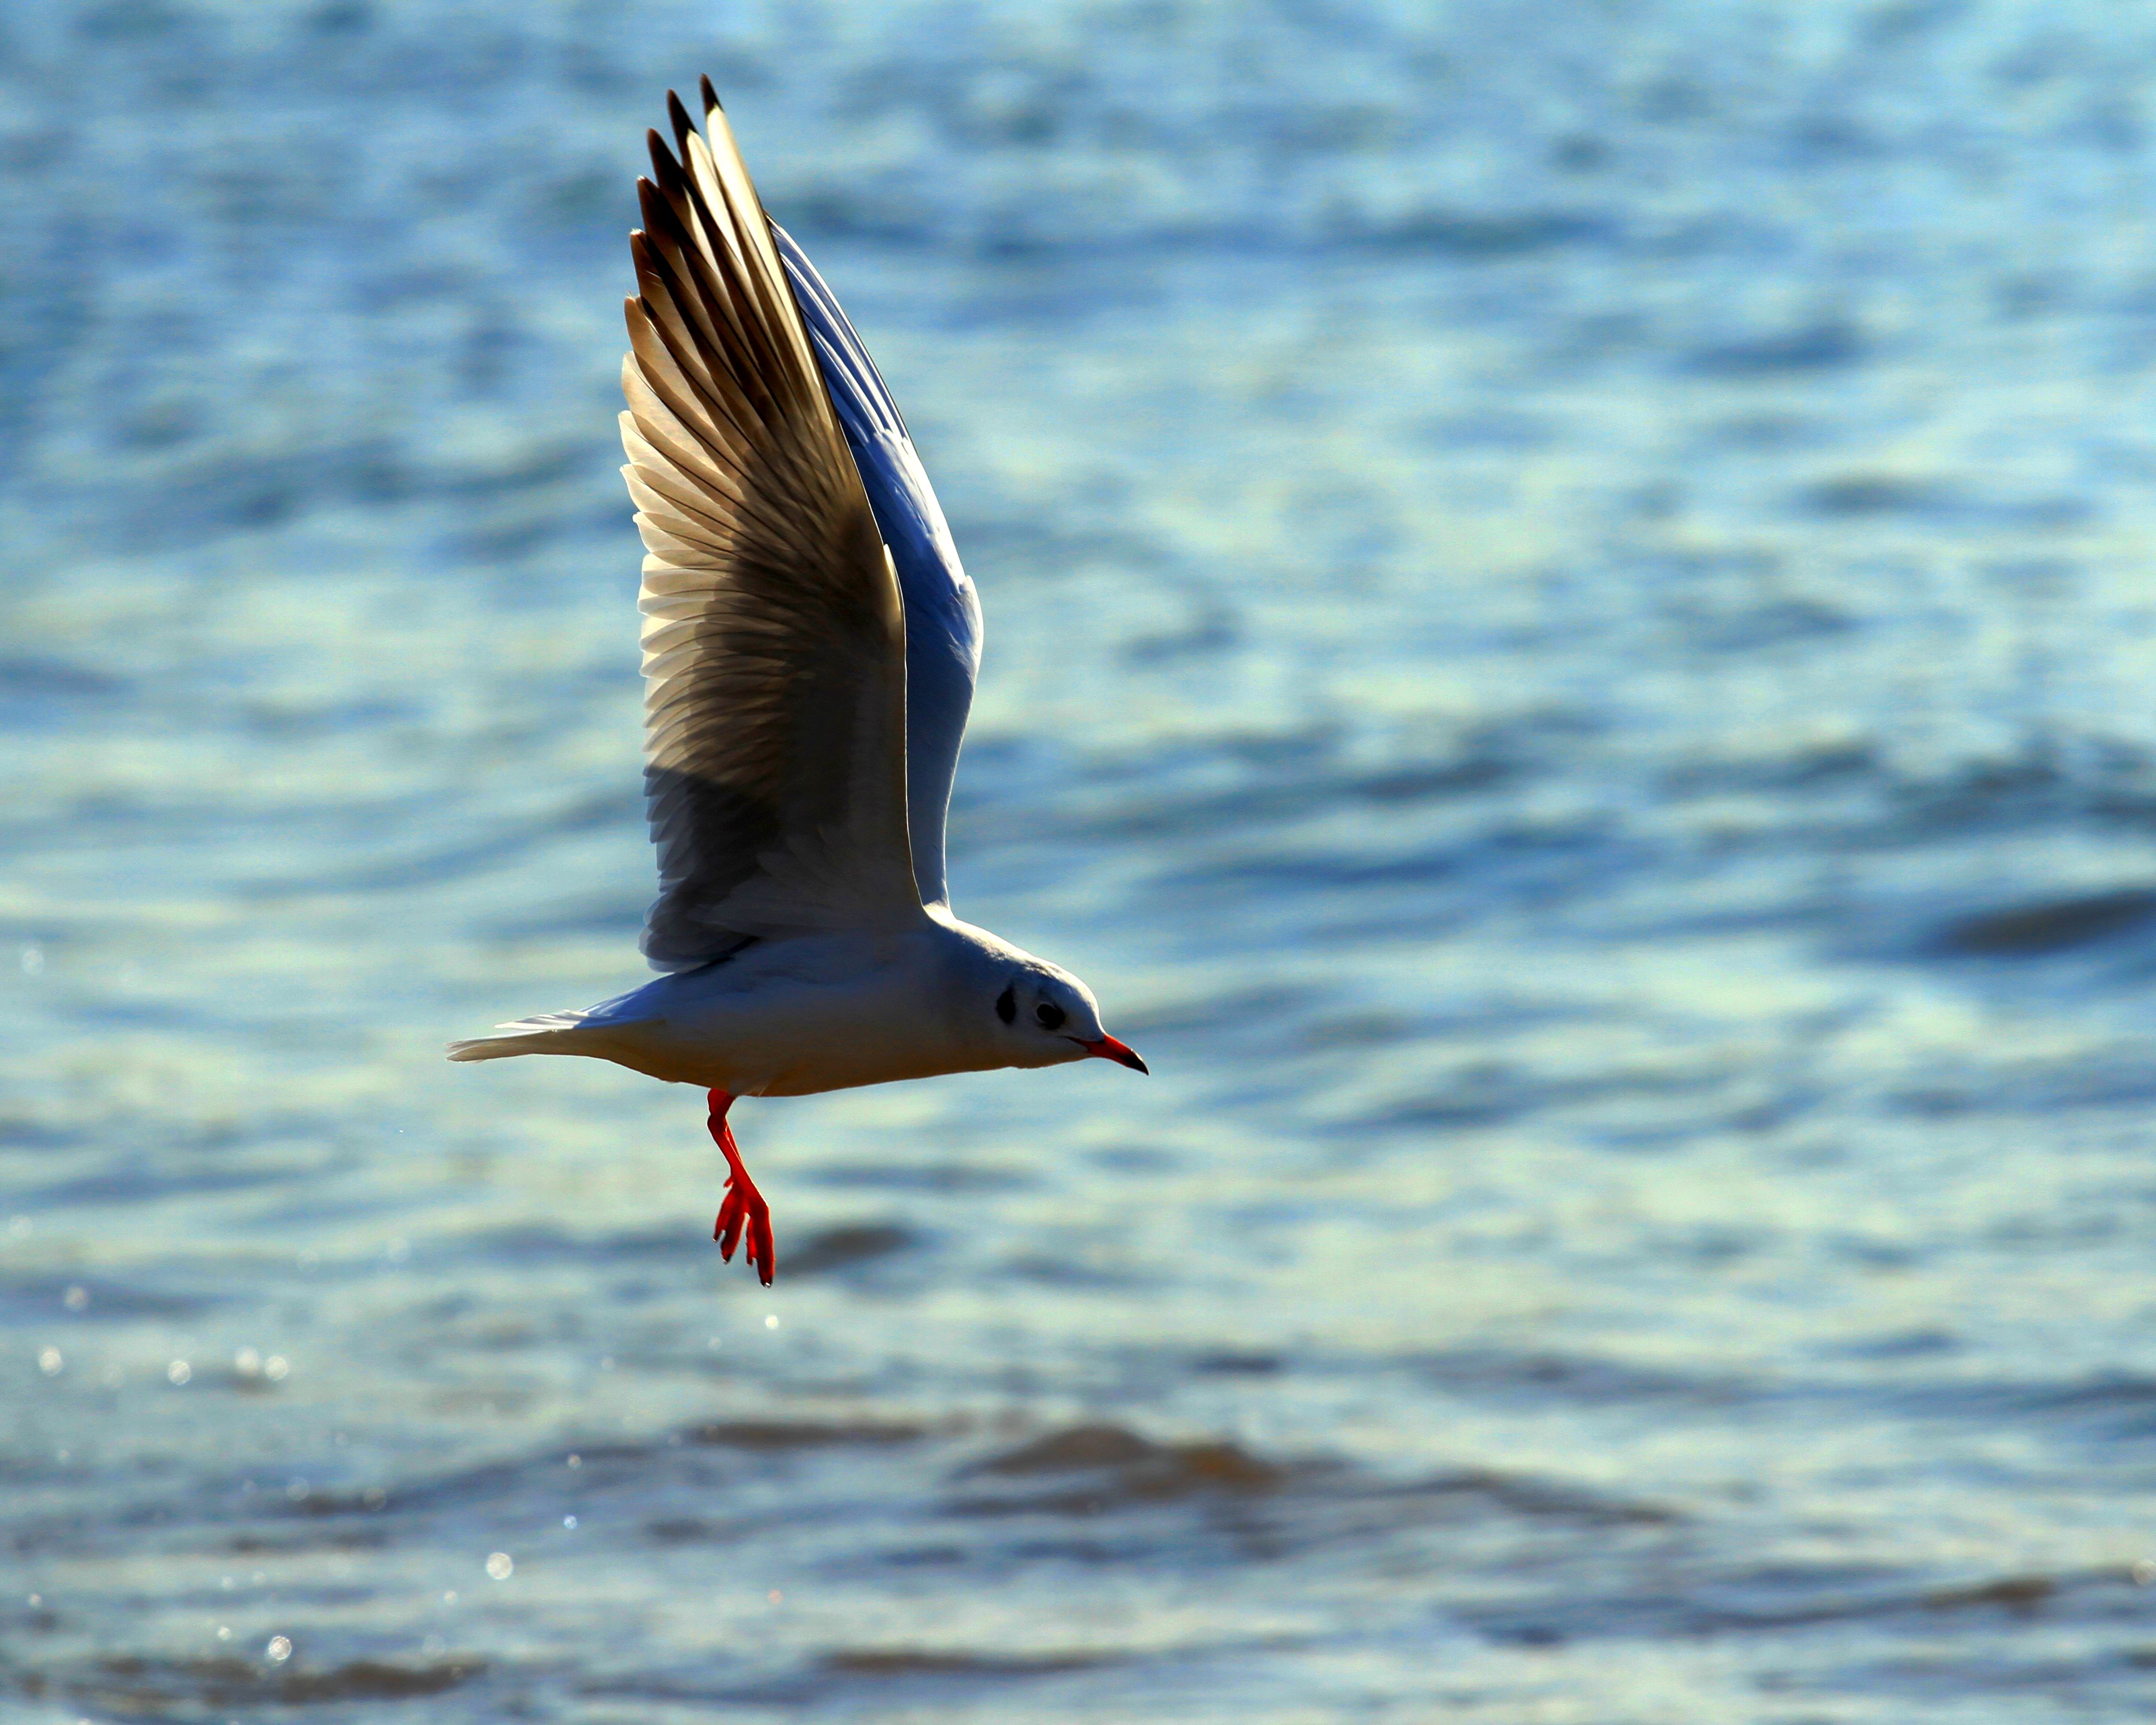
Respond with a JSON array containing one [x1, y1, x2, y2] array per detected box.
[[221, 1576, 234, 1590], [166, 1359, 191, 1386], [565, 1453, 581, 1468], [234, 1347, 261, 1377], [286, 1479, 309, 1502], [362, 1486, 387, 1510], [26, 1594, 40, 1607], [485, 1552, 513, 1580], [768, 1588, 783, 1604], [561, 1513, 577, 1529], [442, 1589, 457, 1604], [216, 1626, 230, 1640], [62, 1285, 86, 1311], [37, 1346, 62, 1376], [296, 1249, 317, 1269], [2135, 1559, 2156, 1586], [264, 1355, 289, 1381], [599, 1355, 614, 1371], [266, 1635, 291, 1663], [764, 1314, 779, 1330], [20, 945, 43, 976]]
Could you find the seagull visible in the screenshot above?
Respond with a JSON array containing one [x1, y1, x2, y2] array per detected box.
[[447, 80, 1147, 1285]]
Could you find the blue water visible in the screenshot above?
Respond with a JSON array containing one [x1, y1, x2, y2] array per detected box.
[[10, 1, 2156, 1718]]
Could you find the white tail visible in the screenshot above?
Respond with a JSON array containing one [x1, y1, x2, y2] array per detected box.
[[444, 1011, 594, 1063]]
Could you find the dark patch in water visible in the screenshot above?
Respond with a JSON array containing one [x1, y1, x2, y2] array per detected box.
[[228, 1528, 390, 1552], [1192, 1351, 1284, 1375], [1796, 475, 2092, 530], [687, 1418, 926, 1450], [820, 1647, 1113, 1676], [1835, 1327, 1958, 1360], [0, 656, 127, 702], [1689, 320, 1863, 374], [958, 1423, 1297, 1514], [1380, 1468, 1681, 1528], [1922, 1575, 2054, 1612], [1468, 1565, 2116, 1649], [1935, 888, 2156, 956], [1125, 604, 1238, 663], [72, 1655, 479, 1707], [784, 1222, 915, 1277], [1352, 208, 1612, 256], [644, 1515, 725, 1545], [1801, 473, 1956, 515], [978, 1426, 1171, 1473], [1416, 1346, 1756, 1409]]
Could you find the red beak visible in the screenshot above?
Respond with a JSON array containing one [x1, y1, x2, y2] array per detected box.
[[1080, 1035, 1149, 1074]]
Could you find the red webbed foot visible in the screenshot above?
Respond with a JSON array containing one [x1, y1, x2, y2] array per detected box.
[[706, 1090, 774, 1285]]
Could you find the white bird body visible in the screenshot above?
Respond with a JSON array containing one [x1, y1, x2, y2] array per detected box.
[[448, 81, 1144, 1280], [452, 910, 1094, 1097]]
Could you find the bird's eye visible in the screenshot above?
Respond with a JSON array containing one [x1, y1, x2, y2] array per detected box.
[[1034, 1001, 1066, 1030], [996, 984, 1017, 1025]]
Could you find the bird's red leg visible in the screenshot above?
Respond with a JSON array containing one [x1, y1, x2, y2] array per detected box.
[[706, 1090, 774, 1285]]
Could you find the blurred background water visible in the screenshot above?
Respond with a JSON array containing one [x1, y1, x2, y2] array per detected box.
[[10, 0, 2156, 1718]]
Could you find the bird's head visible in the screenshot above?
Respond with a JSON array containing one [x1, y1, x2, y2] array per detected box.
[[988, 961, 1147, 1074]]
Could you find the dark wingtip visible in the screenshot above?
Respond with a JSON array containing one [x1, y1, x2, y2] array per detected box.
[[666, 88, 695, 155], [701, 74, 721, 116]]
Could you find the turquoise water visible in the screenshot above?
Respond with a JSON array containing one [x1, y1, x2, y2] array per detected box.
[[10, 2, 2156, 1718]]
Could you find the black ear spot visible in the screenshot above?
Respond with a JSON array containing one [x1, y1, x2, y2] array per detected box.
[[996, 983, 1017, 1025]]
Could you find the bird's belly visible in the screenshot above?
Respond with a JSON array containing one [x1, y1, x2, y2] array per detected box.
[[613, 985, 959, 1097]]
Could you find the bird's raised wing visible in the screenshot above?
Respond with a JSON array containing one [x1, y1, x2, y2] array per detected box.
[[773, 225, 983, 909], [622, 83, 919, 969]]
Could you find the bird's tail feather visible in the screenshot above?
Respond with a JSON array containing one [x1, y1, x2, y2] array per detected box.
[[444, 1011, 599, 1063]]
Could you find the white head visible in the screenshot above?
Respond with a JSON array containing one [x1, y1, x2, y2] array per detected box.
[[953, 935, 1147, 1075]]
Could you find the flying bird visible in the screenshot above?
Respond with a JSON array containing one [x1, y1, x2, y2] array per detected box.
[[448, 81, 1147, 1284]]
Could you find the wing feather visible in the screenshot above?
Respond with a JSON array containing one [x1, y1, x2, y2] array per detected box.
[[620, 88, 920, 968], [770, 225, 983, 908]]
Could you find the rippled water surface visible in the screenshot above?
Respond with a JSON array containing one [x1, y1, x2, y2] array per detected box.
[[12, 2, 2156, 1719]]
